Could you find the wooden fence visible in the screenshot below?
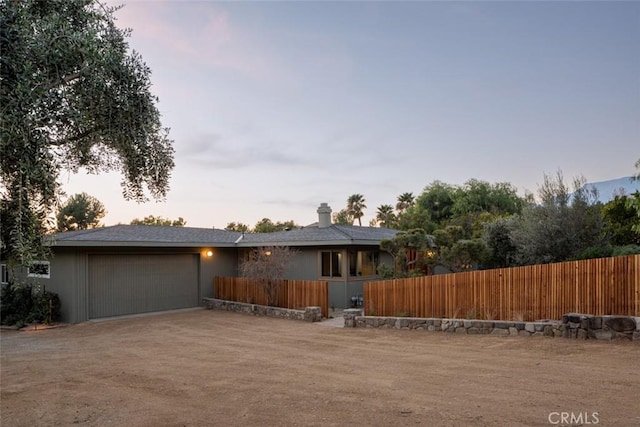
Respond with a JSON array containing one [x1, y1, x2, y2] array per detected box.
[[364, 255, 640, 321], [214, 277, 329, 318]]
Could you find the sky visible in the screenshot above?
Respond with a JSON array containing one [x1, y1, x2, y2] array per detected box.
[[62, 0, 640, 229]]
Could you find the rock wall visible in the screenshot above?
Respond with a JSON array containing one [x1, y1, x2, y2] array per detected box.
[[562, 313, 640, 341], [203, 298, 322, 322], [344, 309, 640, 341]]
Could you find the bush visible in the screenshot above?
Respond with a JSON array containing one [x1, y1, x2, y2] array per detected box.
[[377, 263, 395, 279], [0, 283, 61, 326], [573, 244, 613, 260], [612, 244, 640, 256]]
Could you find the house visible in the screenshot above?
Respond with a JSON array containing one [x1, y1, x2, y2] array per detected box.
[[5, 203, 397, 323]]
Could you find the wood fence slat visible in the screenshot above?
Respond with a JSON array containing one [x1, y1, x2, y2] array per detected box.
[[363, 255, 639, 321], [213, 277, 328, 318]]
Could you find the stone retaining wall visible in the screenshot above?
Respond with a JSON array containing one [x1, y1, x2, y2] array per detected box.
[[343, 309, 640, 341], [203, 298, 322, 322], [562, 313, 640, 341]]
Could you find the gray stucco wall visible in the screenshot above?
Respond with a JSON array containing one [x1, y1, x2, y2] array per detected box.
[[280, 247, 394, 309], [283, 248, 319, 281], [202, 248, 238, 298], [40, 244, 388, 322]]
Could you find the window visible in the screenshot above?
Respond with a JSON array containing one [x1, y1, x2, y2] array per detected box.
[[1, 264, 8, 284], [321, 251, 342, 277], [27, 261, 50, 279], [349, 251, 379, 277]]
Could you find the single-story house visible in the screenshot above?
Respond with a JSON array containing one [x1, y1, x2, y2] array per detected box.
[[2, 203, 397, 323]]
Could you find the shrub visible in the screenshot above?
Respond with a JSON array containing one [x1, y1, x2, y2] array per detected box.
[[377, 263, 395, 279], [0, 283, 61, 326], [611, 244, 640, 256]]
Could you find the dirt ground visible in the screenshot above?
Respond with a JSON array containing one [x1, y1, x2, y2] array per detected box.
[[1, 309, 639, 427]]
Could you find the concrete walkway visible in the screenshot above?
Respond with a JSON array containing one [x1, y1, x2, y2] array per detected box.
[[315, 309, 345, 328], [315, 316, 344, 328]]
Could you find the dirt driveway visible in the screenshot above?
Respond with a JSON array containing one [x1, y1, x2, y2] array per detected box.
[[1, 309, 638, 427]]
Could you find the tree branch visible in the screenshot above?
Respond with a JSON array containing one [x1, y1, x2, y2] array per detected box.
[[50, 126, 100, 146], [45, 72, 83, 92]]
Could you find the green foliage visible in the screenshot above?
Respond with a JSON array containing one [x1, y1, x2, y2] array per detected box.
[[1, 0, 174, 265], [452, 180, 523, 217], [56, 192, 106, 231], [225, 222, 250, 232], [375, 204, 396, 228], [602, 195, 639, 246], [380, 228, 436, 277], [483, 217, 517, 268], [510, 172, 605, 265], [376, 263, 395, 279], [611, 244, 640, 256], [396, 179, 525, 240], [0, 283, 61, 326], [395, 192, 415, 213], [394, 206, 436, 233], [332, 208, 353, 225], [435, 235, 489, 272], [573, 244, 614, 260], [130, 215, 186, 227], [627, 159, 640, 236], [346, 194, 366, 226], [226, 220, 298, 233], [413, 181, 457, 225], [253, 218, 298, 233]]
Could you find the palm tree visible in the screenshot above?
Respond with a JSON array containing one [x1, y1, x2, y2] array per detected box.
[[396, 192, 414, 213], [375, 204, 396, 228], [347, 194, 366, 226]]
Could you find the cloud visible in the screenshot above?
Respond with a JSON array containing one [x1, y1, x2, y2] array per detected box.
[[110, 1, 287, 81], [177, 133, 311, 170]]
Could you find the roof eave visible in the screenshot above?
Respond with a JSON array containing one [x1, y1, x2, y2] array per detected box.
[[51, 241, 238, 248]]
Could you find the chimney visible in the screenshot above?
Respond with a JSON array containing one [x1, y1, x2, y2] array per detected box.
[[317, 203, 332, 228]]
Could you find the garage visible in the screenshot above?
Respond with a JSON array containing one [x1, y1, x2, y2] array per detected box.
[[88, 254, 199, 319]]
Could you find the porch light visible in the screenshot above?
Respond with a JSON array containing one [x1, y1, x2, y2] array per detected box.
[[206, 250, 213, 257], [264, 250, 272, 256]]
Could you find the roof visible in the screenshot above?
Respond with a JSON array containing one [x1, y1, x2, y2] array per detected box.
[[52, 225, 242, 247], [50, 224, 398, 248], [238, 225, 399, 247]]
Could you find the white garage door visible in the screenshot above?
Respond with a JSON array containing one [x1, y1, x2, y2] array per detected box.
[[89, 254, 199, 319]]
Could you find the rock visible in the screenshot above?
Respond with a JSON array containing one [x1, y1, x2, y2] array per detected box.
[[564, 313, 583, 324], [534, 323, 546, 332], [508, 327, 518, 335], [543, 325, 554, 337], [604, 317, 636, 333], [524, 323, 535, 333], [491, 328, 510, 336], [577, 329, 588, 340], [588, 316, 602, 330]]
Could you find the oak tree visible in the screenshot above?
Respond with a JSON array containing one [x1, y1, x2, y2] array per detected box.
[[1, 0, 174, 264]]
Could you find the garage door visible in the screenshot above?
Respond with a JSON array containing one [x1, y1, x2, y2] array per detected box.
[[89, 254, 199, 319]]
